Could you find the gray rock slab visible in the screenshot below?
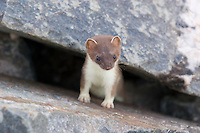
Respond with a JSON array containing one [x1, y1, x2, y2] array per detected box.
[[0, 75, 199, 133], [0, 0, 200, 96]]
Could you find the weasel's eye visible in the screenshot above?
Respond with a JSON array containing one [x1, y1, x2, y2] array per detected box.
[[96, 56, 101, 61], [113, 55, 116, 60]]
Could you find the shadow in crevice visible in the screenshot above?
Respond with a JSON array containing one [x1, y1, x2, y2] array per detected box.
[[24, 38, 200, 124], [26, 38, 169, 112]]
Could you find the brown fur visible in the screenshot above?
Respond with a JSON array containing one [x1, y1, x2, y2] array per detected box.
[[80, 57, 87, 90], [86, 35, 121, 70], [111, 65, 124, 101]]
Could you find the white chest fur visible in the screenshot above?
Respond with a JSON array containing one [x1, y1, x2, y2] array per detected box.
[[84, 55, 117, 97]]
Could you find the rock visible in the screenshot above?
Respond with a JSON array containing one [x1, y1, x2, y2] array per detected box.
[[0, 75, 199, 133], [161, 93, 200, 124], [0, 32, 35, 80], [0, 0, 200, 96]]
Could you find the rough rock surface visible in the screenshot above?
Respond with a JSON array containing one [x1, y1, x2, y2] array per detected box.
[[161, 93, 200, 124], [0, 75, 199, 133], [0, 0, 200, 96], [0, 32, 35, 80]]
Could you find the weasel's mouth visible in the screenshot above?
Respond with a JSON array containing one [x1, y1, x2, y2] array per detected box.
[[105, 66, 112, 70], [100, 65, 113, 70]]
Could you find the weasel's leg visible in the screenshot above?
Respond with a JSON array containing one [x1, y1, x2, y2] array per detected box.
[[78, 73, 91, 103], [115, 75, 125, 102], [101, 84, 116, 108]]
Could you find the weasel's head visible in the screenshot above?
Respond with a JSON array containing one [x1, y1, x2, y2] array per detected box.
[[86, 35, 121, 70]]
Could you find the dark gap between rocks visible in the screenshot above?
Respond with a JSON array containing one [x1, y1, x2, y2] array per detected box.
[[25, 38, 200, 124], [1, 31, 199, 124], [24, 38, 180, 114], [26, 38, 168, 112]]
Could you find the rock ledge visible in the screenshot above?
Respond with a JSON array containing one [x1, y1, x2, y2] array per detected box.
[[0, 75, 199, 133]]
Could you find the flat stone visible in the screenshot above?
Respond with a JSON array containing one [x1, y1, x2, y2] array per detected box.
[[0, 0, 200, 97], [0, 75, 199, 133]]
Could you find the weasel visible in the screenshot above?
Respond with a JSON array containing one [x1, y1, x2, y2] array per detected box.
[[78, 35, 124, 108]]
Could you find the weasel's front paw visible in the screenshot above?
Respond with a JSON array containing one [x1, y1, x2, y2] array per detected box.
[[78, 93, 91, 103], [101, 100, 114, 108]]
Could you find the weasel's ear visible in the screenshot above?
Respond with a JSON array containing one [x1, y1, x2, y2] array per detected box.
[[85, 38, 97, 49], [111, 36, 121, 46]]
